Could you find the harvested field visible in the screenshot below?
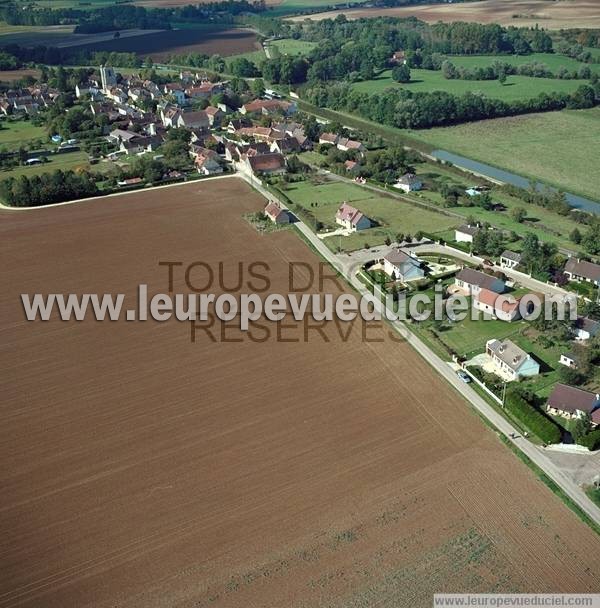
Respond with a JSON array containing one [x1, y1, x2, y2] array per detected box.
[[0, 69, 41, 82], [1, 177, 600, 608], [290, 0, 600, 29], [66, 27, 260, 60]]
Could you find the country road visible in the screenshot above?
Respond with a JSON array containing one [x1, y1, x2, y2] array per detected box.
[[240, 173, 600, 528]]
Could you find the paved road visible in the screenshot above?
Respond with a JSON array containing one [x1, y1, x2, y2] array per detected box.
[[241, 174, 600, 527]]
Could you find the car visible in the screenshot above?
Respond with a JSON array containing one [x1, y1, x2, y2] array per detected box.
[[456, 370, 471, 383]]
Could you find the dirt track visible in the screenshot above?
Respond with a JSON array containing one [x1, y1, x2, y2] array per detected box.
[[290, 0, 600, 29], [1, 179, 600, 607]]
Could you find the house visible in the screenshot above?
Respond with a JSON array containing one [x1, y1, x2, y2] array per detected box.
[[394, 173, 422, 193], [117, 177, 143, 187], [119, 135, 162, 156], [465, 185, 489, 197], [500, 250, 522, 270], [185, 81, 223, 99], [454, 268, 505, 295], [204, 105, 224, 127], [177, 110, 210, 129], [455, 224, 480, 244], [270, 136, 301, 155], [559, 352, 579, 369], [193, 147, 222, 175], [473, 288, 521, 322], [573, 316, 600, 341], [344, 159, 361, 174], [383, 249, 425, 282], [318, 132, 339, 146], [390, 50, 407, 64], [485, 339, 540, 381], [264, 201, 290, 224], [245, 153, 287, 176], [546, 384, 600, 427], [336, 137, 365, 155], [107, 128, 139, 144], [564, 258, 600, 287], [239, 99, 295, 116], [335, 203, 371, 232], [161, 106, 182, 128]]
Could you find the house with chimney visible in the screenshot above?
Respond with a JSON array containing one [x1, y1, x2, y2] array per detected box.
[[394, 173, 422, 193], [264, 201, 290, 224], [335, 203, 371, 232], [485, 339, 540, 381], [546, 384, 600, 428], [564, 258, 600, 287]]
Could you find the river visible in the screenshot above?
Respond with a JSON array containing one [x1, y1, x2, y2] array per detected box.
[[431, 150, 600, 215]]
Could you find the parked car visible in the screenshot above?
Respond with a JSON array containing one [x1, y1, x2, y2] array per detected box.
[[457, 370, 471, 383]]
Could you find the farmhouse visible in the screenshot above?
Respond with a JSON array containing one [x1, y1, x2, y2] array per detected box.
[[546, 384, 600, 427], [564, 258, 600, 286], [240, 99, 296, 116], [177, 111, 210, 130], [383, 249, 425, 282], [485, 339, 540, 381], [393, 173, 422, 193], [454, 268, 505, 295], [455, 224, 480, 244], [473, 288, 521, 322], [264, 201, 290, 224], [573, 316, 600, 341], [335, 203, 371, 232], [336, 137, 365, 155], [500, 250, 522, 270]]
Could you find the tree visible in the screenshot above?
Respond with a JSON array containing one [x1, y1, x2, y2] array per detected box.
[[570, 228, 582, 244], [250, 78, 265, 98], [511, 206, 527, 223], [391, 64, 411, 83]]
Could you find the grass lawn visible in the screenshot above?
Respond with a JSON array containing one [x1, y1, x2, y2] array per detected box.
[[446, 52, 600, 75], [269, 38, 316, 56], [225, 48, 266, 70], [406, 108, 600, 202], [278, 177, 459, 251], [352, 69, 590, 102], [0, 151, 91, 180], [0, 120, 48, 151]]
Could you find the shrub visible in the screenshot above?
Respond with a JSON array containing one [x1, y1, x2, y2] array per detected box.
[[505, 391, 561, 444], [577, 429, 600, 451]]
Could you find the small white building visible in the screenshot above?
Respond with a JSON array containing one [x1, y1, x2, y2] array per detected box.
[[455, 224, 480, 244], [335, 203, 371, 232], [393, 173, 422, 193], [500, 250, 522, 270], [383, 249, 425, 282], [485, 339, 540, 381]]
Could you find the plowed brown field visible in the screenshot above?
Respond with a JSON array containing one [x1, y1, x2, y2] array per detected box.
[[292, 0, 600, 29], [1, 177, 599, 608]]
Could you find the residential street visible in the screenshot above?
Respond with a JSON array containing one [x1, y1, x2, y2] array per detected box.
[[241, 174, 600, 527]]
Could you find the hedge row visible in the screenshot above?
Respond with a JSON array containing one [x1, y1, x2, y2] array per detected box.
[[505, 392, 562, 445], [578, 428, 600, 451]]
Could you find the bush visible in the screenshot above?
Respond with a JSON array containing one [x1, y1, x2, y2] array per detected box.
[[505, 391, 561, 444], [577, 428, 600, 451]]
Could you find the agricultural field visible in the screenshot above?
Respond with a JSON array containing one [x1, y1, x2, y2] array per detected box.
[[0, 69, 42, 83], [406, 108, 600, 202], [70, 27, 261, 60], [279, 177, 460, 250], [2, 177, 600, 607], [291, 0, 600, 29], [0, 24, 76, 47], [0, 119, 47, 151], [352, 69, 590, 102]]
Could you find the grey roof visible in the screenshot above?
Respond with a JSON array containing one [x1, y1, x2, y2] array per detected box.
[[456, 267, 504, 292], [487, 339, 531, 372], [456, 224, 480, 236], [501, 250, 522, 263], [384, 249, 421, 269], [565, 258, 600, 282], [576, 316, 600, 335]]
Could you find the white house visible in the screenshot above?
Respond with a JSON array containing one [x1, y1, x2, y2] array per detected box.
[[485, 339, 540, 381], [564, 258, 600, 287], [559, 352, 579, 369], [335, 203, 371, 232], [546, 384, 600, 427], [473, 288, 521, 322], [500, 250, 522, 270], [573, 316, 600, 341], [394, 173, 422, 193], [383, 249, 425, 282], [454, 268, 505, 295], [455, 224, 480, 244]]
